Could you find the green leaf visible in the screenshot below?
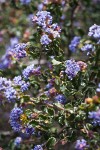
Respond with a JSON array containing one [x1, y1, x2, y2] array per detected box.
[[52, 59, 61, 65], [46, 137, 56, 148]]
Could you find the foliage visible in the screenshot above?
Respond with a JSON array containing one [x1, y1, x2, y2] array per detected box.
[[0, 0, 100, 150]]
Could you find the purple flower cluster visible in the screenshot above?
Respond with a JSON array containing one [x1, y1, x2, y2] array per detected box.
[[14, 137, 22, 147], [0, 37, 19, 70], [22, 64, 41, 79], [88, 24, 100, 42], [81, 44, 94, 52], [75, 139, 88, 150], [55, 94, 67, 104], [40, 34, 52, 45], [32, 11, 52, 28], [46, 83, 53, 89], [0, 77, 17, 102], [65, 60, 80, 80], [22, 64, 34, 79], [33, 145, 43, 150], [10, 43, 27, 59], [89, 109, 100, 126], [13, 75, 30, 92], [4, 86, 17, 102], [20, 0, 31, 4], [69, 36, 81, 52], [32, 11, 61, 45], [10, 107, 23, 132], [0, 77, 11, 91], [25, 125, 35, 135], [10, 37, 19, 47], [0, 51, 11, 70]]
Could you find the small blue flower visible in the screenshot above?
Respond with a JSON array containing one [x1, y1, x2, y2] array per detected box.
[[25, 125, 35, 135], [10, 43, 27, 59], [22, 64, 34, 79], [13, 75, 30, 92], [22, 64, 41, 79], [88, 24, 100, 39], [81, 44, 95, 52], [75, 139, 88, 150], [40, 34, 52, 45], [69, 36, 81, 52], [33, 145, 43, 150], [88, 110, 100, 126], [14, 137, 22, 147], [10, 107, 23, 132], [0, 77, 11, 91], [10, 37, 19, 47], [38, 3, 44, 11], [46, 83, 53, 89], [4, 86, 17, 102], [55, 94, 67, 104], [0, 52, 12, 70], [65, 59, 80, 80], [32, 11, 52, 28]]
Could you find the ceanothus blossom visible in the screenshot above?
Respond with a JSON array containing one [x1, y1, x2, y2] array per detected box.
[[22, 64, 41, 79], [25, 125, 35, 135], [10, 43, 27, 59], [32, 11, 52, 28], [40, 34, 52, 45], [55, 94, 67, 104], [33, 145, 43, 150], [69, 36, 81, 52], [65, 60, 80, 80], [10, 107, 23, 132], [81, 44, 95, 52], [0, 77, 17, 102], [89, 109, 100, 126], [14, 137, 22, 147], [88, 24, 100, 42], [4, 86, 17, 102], [13, 75, 30, 92], [75, 139, 88, 150]]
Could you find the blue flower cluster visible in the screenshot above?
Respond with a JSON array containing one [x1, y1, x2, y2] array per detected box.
[[32, 11, 52, 28], [0, 52, 12, 70], [0, 37, 19, 70], [10, 43, 27, 59], [0, 77, 17, 102], [65, 60, 80, 80], [22, 64, 34, 79], [46, 83, 53, 89], [89, 109, 100, 126], [14, 137, 22, 147], [20, 0, 31, 4], [33, 145, 43, 150], [13, 75, 30, 92], [10, 107, 23, 132], [55, 94, 67, 104], [69, 36, 81, 52], [88, 24, 100, 43], [81, 44, 94, 52], [0, 77, 11, 91], [32, 11, 61, 45], [25, 125, 35, 135], [40, 34, 52, 45], [22, 64, 41, 79], [75, 139, 88, 150], [4, 86, 17, 102]]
